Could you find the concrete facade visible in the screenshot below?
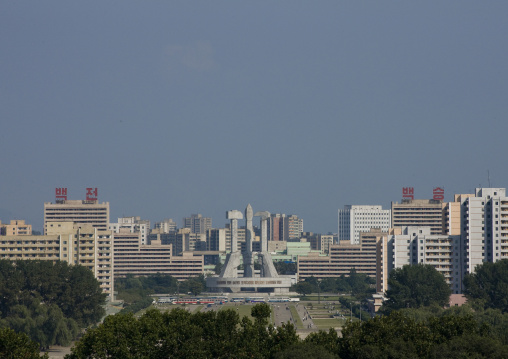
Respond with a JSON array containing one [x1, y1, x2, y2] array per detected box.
[[376, 226, 460, 293], [183, 214, 212, 234], [391, 199, 445, 235], [44, 199, 109, 234], [298, 228, 383, 280], [113, 230, 203, 279], [0, 220, 32, 236], [154, 218, 177, 233], [456, 188, 508, 291], [0, 222, 115, 301], [109, 216, 149, 244], [338, 205, 391, 244]]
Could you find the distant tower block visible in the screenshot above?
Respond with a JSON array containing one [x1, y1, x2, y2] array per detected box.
[[254, 211, 270, 252], [226, 210, 243, 252], [243, 204, 255, 277], [207, 204, 293, 293]]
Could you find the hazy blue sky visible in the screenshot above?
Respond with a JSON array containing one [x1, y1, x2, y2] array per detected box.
[[1, 2, 507, 233]]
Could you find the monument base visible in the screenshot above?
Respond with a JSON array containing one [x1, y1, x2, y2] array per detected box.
[[206, 276, 292, 293]]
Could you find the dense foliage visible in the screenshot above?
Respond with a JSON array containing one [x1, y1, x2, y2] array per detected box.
[[67, 304, 298, 359], [66, 304, 508, 359], [381, 264, 451, 313], [273, 261, 297, 275], [463, 259, 508, 312], [0, 260, 105, 348], [0, 327, 48, 359]]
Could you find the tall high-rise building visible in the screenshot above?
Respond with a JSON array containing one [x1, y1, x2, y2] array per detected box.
[[44, 199, 109, 234], [286, 215, 303, 240], [391, 199, 445, 235], [206, 228, 226, 251], [377, 226, 460, 294], [268, 214, 284, 241], [338, 205, 391, 244], [267, 213, 303, 241], [456, 188, 508, 276], [183, 214, 212, 234]]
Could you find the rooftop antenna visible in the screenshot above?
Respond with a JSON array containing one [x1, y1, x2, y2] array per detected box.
[[488, 170, 491, 187]]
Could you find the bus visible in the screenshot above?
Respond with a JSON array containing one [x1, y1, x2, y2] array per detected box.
[[173, 298, 199, 305], [246, 297, 265, 303], [157, 297, 177, 304], [268, 297, 290, 303]]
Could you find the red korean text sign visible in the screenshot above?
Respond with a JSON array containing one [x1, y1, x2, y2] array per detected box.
[[433, 187, 444, 201], [402, 187, 414, 200], [86, 188, 98, 201], [55, 188, 67, 201]]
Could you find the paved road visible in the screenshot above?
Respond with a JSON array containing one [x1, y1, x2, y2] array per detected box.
[[272, 303, 293, 327], [295, 302, 317, 330]]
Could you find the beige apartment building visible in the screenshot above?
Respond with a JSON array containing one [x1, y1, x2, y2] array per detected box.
[[44, 199, 110, 234], [0, 222, 114, 300], [0, 220, 32, 235], [391, 199, 446, 235], [298, 228, 383, 280], [113, 230, 204, 279]]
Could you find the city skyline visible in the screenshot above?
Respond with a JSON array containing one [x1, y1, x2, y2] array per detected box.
[[0, 184, 492, 234], [2, 2, 507, 234]]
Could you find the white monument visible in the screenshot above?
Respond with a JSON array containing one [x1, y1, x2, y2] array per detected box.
[[206, 204, 292, 293]]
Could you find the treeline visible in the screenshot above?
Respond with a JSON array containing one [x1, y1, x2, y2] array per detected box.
[[67, 304, 298, 359], [0, 260, 106, 349], [116, 273, 206, 313], [65, 303, 508, 358], [0, 327, 48, 359]]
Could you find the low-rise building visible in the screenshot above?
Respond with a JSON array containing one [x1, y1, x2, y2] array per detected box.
[[0, 220, 32, 235]]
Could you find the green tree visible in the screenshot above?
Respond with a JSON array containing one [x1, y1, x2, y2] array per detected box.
[[463, 259, 508, 312], [274, 342, 338, 359], [188, 279, 204, 296], [304, 328, 340, 355], [294, 282, 314, 296], [214, 261, 223, 275], [320, 278, 338, 293], [381, 264, 451, 312], [0, 328, 48, 359], [273, 261, 297, 275], [0, 260, 104, 347], [336, 274, 352, 293], [68, 307, 298, 359], [251, 303, 271, 325]]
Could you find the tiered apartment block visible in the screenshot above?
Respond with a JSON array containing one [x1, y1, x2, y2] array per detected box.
[[0, 221, 114, 300], [298, 228, 383, 280]]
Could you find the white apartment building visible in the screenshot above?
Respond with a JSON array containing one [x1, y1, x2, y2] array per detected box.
[[338, 205, 391, 244], [457, 188, 508, 282], [109, 216, 150, 245], [378, 227, 460, 294]]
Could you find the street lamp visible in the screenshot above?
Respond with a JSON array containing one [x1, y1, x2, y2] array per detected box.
[[317, 279, 322, 304]]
